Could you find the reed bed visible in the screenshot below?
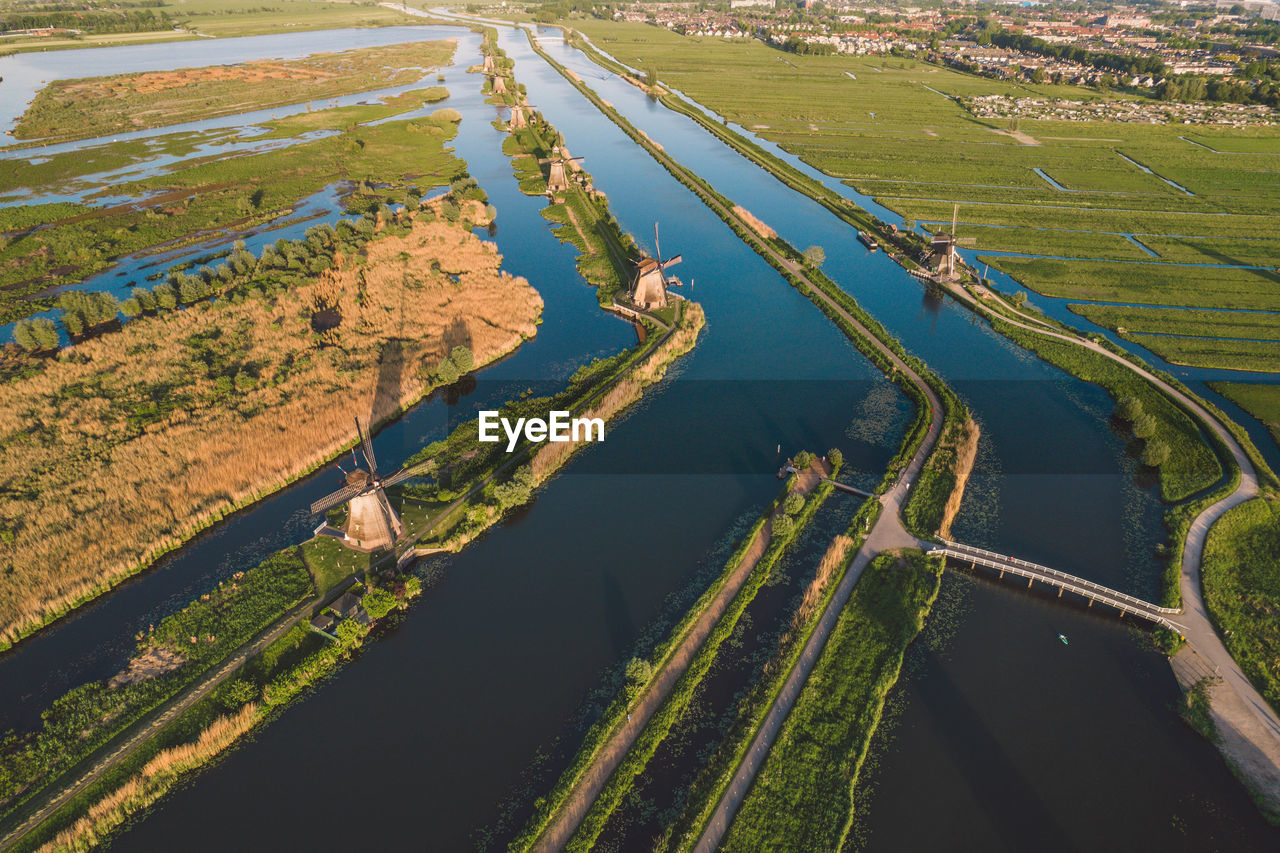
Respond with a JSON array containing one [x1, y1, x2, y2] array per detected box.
[[33, 704, 259, 853], [0, 221, 541, 647]]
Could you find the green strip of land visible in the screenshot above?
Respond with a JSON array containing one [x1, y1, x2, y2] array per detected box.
[[720, 551, 942, 853]]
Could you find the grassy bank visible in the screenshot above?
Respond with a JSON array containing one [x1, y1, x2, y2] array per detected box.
[[1212, 382, 1280, 451], [720, 550, 942, 852], [1201, 497, 1280, 712]]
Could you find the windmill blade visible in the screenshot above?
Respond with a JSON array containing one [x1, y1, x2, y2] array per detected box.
[[660, 254, 682, 270], [355, 417, 378, 476], [537, 158, 552, 165], [654, 222, 661, 263], [381, 459, 437, 488], [310, 482, 364, 516], [567, 157, 585, 163], [374, 487, 400, 546]]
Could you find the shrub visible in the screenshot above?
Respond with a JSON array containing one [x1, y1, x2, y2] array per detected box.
[[132, 286, 157, 312], [154, 283, 178, 310], [436, 355, 461, 385], [772, 514, 795, 538], [784, 493, 804, 516], [827, 447, 843, 469], [450, 345, 475, 373]]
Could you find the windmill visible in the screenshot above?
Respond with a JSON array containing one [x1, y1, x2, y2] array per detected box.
[[488, 71, 509, 96], [538, 147, 584, 194], [509, 102, 536, 130], [482, 52, 495, 74], [630, 223, 682, 310], [928, 203, 976, 279], [310, 418, 436, 552]]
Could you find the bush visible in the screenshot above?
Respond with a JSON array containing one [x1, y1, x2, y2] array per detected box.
[[451, 345, 475, 373], [793, 450, 813, 470], [1132, 412, 1157, 439], [827, 447, 843, 469], [784, 493, 804, 516], [219, 679, 258, 710], [154, 282, 177, 309]]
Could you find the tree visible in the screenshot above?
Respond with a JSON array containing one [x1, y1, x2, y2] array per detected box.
[[450, 345, 475, 373], [13, 318, 58, 352], [1115, 396, 1143, 422], [1141, 438, 1170, 468], [119, 297, 141, 318], [133, 286, 157, 312], [802, 245, 825, 267], [436, 356, 461, 385], [362, 587, 398, 620], [784, 493, 805, 516], [1132, 413, 1157, 439], [154, 283, 178, 310], [624, 657, 653, 699], [827, 447, 843, 469], [793, 450, 814, 469]]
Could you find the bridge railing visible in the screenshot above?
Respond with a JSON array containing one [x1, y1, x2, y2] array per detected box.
[[932, 548, 1187, 633], [935, 539, 1181, 615]]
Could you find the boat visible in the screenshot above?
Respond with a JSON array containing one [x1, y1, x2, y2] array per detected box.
[[1058, 633, 1069, 645], [857, 231, 879, 251]]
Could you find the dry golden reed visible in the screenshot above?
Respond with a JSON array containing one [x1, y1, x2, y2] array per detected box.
[[0, 221, 541, 646], [35, 704, 259, 853], [938, 418, 980, 540]]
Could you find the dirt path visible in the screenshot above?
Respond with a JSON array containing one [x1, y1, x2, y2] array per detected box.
[[561, 204, 596, 254], [530, 461, 828, 852]]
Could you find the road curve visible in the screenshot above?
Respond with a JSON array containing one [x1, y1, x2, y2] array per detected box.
[[943, 281, 1280, 756]]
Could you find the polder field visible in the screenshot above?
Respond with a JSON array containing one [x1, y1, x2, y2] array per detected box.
[[570, 18, 1280, 445]]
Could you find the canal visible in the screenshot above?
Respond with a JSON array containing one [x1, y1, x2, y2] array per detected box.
[[0, 19, 1274, 852]]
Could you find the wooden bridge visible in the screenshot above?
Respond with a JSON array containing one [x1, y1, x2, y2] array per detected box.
[[821, 477, 874, 499], [930, 539, 1187, 634]]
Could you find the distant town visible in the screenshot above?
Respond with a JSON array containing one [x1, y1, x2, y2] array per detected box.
[[602, 0, 1280, 115]]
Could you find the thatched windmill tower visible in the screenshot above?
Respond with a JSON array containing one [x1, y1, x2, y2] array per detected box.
[[509, 103, 535, 130], [490, 72, 508, 96], [482, 52, 495, 74], [539, 147, 584, 194], [630, 223, 682, 310], [311, 418, 435, 552]]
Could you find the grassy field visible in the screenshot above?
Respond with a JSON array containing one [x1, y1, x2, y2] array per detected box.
[[570, 19, 1280, 376], [1212, 383, 1280, 449], [14, 40, 454, 141], [1070, 304, 1280, 372], [1124, 334, 1280, 373], [1201, 498, 1280, 712], [720, 551, 941, 852]]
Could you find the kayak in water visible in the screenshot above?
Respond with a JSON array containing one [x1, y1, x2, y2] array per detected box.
[[1058, 633, 1069, 645]]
